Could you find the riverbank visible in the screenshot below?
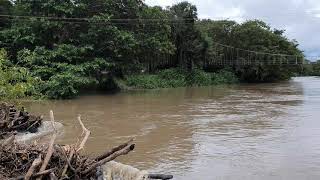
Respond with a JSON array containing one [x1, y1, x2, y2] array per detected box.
[[0, 50, 239, 100], [0, 46, 301, 100]]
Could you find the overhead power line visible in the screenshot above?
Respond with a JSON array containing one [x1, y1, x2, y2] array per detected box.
[[0, 14, 197, 22], [0, 15, 307, 63]]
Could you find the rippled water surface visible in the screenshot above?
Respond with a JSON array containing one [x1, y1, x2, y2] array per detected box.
[[24, 77, 320, 179]]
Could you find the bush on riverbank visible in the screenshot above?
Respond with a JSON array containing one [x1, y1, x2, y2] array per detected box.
[[0, 49, 42, 100], [16, 46, 112, 99], [314, 64, 320, 76], [302, 63, 320, 76], [124, 68, 238, 89], [236, 65, 294, 83]]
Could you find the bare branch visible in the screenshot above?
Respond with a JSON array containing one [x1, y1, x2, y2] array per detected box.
[[1, 135, 15, 147], [36, 110, 57, 180], [76, 115, 90, 152], [24, 154, 42, 180], [82, 143, 135, 175], [60, 147, 75, 178], [94, 138, 134, 161], [49, 172, 58, 180]]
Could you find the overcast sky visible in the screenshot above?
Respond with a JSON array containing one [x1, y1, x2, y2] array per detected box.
[[145, 0, 320, 58]]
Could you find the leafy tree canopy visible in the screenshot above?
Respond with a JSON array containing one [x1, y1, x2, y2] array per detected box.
[[0, 0, 305, 98]]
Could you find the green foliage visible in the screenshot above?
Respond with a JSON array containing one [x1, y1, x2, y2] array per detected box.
[[186, 69, 238, 85], [313, 63, 320, 76], [125, 69, 186, 89], [42, 73, 96, 99], [236, 65, 292, 82], [169, 2, 207, 70], [0, 49, 42, 100], [197, 19, 304, 82], [158, 69, 187, 87], [0, 0, 305, 99], [125, 75, 166, 89], [300, 62, 320, 76], [16, 45, 112, 99], [186, 69, 212, 86], [211, 70, 239, 84], [125, 68, 238, 89]]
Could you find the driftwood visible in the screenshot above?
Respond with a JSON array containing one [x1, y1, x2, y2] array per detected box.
[[0, 107, 173, 180], [15, 168, 57, 180], [82, 144, 135, 175], [94, 138, 134, 161], [36, 111, 56, 180], [0, 110, 137, 180], [0, 103, 42, 139], [25, 155, 42, 180]]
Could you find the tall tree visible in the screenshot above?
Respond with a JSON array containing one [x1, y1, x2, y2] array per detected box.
[[169, 1, 204, 71]]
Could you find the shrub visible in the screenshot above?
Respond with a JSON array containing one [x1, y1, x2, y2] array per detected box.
[[125, 75, 162, 89], [16, 46, 114, 99], [212, 70, 239, 84], [158, 68, 187, 87], [125, 68, 238, 89], [186, 69, 212, 86], [0, 49, 42, 100], [42, 73, 97, 99]]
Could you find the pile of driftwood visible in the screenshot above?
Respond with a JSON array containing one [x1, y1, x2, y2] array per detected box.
[[0, 103, 42, 139], [0, 110, 173, 180]]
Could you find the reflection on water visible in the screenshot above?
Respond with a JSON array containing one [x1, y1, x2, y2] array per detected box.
[[23, 77, 320, 179]]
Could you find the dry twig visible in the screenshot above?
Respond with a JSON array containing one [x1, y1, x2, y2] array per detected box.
[[24, 154, 42, 180], [82, 143, 135, 175], [94, 138, 134, 161], [76, 115, 91, 152], [36, 110, 57, 180]]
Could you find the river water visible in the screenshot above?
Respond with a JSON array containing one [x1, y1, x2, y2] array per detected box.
[[24, 77, 320, 179]]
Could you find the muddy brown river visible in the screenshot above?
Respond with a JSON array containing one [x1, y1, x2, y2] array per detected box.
[[24, 77, 320, 179]]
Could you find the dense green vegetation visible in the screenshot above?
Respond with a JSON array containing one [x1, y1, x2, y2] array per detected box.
[[300, 61, 320, 76], [0, 48, 42, 99], [197, 20, 304, 82], [0, 0, 304, 99], [125, 68, 238, 89], [313, 63, 320, 76]]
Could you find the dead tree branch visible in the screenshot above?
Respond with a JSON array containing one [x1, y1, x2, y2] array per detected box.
[[82, 143, 135, 175], [36, 110, 57, 180], [24, 154, 42, 180]]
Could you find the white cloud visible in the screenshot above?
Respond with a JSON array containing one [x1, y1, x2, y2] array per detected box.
[[145, 0, 320, 57]]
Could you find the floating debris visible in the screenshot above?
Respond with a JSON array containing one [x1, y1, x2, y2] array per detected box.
[[0, 110, 173, 180], [0, 103, 42, 139]]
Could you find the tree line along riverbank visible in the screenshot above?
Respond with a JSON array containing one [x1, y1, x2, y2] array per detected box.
[[0, 0, 307, 100], [300, 62, 320, 76]]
